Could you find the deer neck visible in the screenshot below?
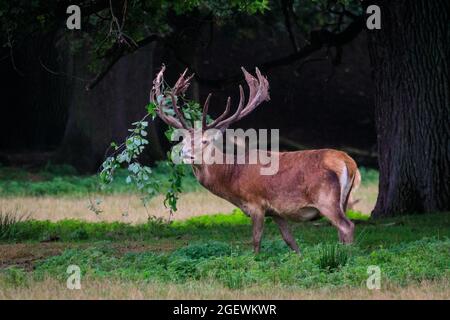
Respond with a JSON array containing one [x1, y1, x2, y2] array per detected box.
[[192, 163, 236, 185], [191, 148, 242, 197]]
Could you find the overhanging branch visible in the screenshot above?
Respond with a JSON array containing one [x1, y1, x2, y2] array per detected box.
[[259, 16, 364, 70], [87, 10, 363, 90], [186, 16, 364, 88], [85, 34, 160, 90]]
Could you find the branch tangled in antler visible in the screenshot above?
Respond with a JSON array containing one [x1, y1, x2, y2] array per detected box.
[[150, 65, 270, 132]]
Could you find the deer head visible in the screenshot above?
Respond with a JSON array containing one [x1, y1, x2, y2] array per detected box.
[[150, 65, 270, 163]]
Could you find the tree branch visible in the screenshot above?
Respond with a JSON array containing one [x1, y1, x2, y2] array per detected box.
[[263, 16, 363, 69], [281, 0, 299, 52], [85, 34, 160, 90], [176, 16, 364, 88]]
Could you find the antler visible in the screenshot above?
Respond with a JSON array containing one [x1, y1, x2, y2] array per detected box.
[[150, 65, 194, 130], [204, 67, 270, 131], [150, 65, 269, 132]]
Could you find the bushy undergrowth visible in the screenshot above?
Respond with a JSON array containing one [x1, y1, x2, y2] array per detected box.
[[0, 211, 448, 290], [0, 163, 199, 197], [31, 238, 449, 289], [0, 208, 29, 240], [1, 267, 29, 287]]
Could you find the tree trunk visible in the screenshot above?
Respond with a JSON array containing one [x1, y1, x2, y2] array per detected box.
[[367, 0, 450, 217]]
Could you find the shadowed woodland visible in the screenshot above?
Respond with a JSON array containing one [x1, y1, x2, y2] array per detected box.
[[0, 0, 448, 300], [1, 0, 448, 217]]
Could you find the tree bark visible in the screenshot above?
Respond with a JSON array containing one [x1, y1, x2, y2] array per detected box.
[[367, 0, 450, 217]]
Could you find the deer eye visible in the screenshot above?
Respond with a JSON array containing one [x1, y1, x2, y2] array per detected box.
[[202, 140, 207, 144]]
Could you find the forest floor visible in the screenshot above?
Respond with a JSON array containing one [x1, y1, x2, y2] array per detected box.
[[0, 165, 448, 299]]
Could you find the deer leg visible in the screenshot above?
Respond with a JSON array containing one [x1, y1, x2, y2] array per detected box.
[[319, 204, 355, 244], [272, 216, 300, 254], [249, 212, 265, 254]]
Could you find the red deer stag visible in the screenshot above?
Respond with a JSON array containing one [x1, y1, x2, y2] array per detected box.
[[150, 65, 361, 254]]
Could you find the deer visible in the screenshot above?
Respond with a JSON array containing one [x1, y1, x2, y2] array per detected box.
[[150, 65, 361, 254]]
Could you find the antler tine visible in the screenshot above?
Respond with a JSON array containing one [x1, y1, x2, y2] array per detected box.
[[255, 67, 270, 99], [205, 67, 269, 131], [236, 67, 270, 120], [169, 93, 191, 129], [201, 93, 212, 129], [150, 66, 165, 103], [215, 85, 246, 130], [151, 65, 269, 132], [173, 68, 194, 95], [241, 67, 258, 103], [150, 65, 187, 129], [206, 97, 231, 129], [182, 73, 195, 92], [156, 109, 184, 129]]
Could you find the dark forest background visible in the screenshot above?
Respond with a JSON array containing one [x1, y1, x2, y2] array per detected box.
[[0, 0, 448, 217]]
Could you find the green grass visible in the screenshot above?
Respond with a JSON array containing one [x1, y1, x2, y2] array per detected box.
[[23, 236, 449, 289], [0, 162, 200, 197], [0, 208, 30, 240], [358, 167, 379, 186], [317, 243, 351, 272], [1, 211, 449, 290], [0, 164, 448, 292], [1, 210, 448, 246], [0, 164, 378, 197]]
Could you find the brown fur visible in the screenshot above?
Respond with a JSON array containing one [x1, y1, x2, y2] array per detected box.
[[193, 148, 360, 254]]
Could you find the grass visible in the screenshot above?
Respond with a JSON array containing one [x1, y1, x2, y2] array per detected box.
[[0, 192, 236, 224], [0, 208, 30, 240], [0, 163, 378, 197], [0, 211, 448, 297], [0, 164, 376, 223], [317, 244, 350, 272], [1, 277, 448, 300], [358, 167, 379, 186], [0, 162, 200, 197], [26, 238, 447, 289], [0, 164, 448, 299], [1, 210, 448, 246]]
